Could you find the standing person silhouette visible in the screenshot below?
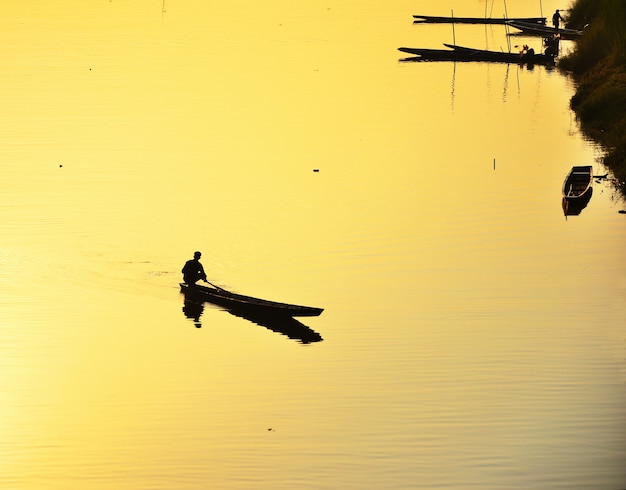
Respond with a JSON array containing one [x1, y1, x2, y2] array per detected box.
[[182, 251, 207, 285], [552, 9, 563, 30]]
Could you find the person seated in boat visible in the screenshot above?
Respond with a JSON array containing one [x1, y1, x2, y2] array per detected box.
[[543, 34, 560, 57], [182, 251, 207, 285], [520, 45, 534, 58], [552, 9, 563, 30]]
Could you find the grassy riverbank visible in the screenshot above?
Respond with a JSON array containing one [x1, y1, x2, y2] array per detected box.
[[559, 0, 626, 190]]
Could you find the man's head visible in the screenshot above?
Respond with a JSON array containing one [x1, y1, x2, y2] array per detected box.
[[194, 251, 202, 260]]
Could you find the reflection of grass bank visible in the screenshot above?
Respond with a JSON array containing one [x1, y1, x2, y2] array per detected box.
[[559, 0, 626, 191]]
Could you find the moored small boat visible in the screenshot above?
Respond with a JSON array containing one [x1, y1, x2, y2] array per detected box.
[[413, 15, 546, 25], [180, 283, 324, 317], [562, 165, 593, 216], [507, 20, 583, 39], [398, 43, 555, 65]]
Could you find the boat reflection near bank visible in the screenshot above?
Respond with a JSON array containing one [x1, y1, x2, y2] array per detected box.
[[562, 165, 593, 217], [180, 284, 324, 344]]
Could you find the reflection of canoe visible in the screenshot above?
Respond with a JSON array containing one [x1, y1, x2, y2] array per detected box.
[[398, 44, 555, 65], [507, 21, 583, 39], [179, 283, 323, 317], [562, 165, 593, 216], [227, 308, 323, 344], [413, 15, 545, 25]]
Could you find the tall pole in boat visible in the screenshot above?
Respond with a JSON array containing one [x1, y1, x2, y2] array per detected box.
[[451, 9, 456, 47], [503, 0, 511, 52], [502, 12, 511, 53], [539, 0, 544, 19]]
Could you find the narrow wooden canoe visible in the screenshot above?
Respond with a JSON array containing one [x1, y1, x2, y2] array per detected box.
[[180, 283, 324, 317], [398, 44, 555, 65], [413, 15, 546, 25], [507, 20, 583, 39], [562, 165, 593, 216]]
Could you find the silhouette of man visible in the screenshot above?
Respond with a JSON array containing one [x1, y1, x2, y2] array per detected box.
[[552, 9, 563, 29], [182, 251, 207, 285]]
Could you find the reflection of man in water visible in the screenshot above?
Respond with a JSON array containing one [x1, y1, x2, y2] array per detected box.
[[183, 300, 204, 328], [182, 251, 207, 284], [552, 9, 563, 29]]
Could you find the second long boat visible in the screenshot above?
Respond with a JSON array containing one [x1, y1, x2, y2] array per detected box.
[[413, 15, 546, 25]]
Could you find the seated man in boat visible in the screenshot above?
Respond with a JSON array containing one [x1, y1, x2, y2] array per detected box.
[[182, 251, 208, 285], [543, 34, 560, 57], [520, 44, 535, 58]]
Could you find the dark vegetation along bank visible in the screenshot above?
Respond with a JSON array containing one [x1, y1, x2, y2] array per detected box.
[[559, 0, 626, 193]]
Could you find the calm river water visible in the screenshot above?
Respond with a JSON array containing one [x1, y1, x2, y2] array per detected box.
[[2, 1, 625, 488]]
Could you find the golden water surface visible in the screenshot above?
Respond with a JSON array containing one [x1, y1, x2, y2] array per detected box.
[[1, 1, 625, 488]]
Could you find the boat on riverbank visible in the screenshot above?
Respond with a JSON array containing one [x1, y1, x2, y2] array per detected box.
[[507, 20, 583, 39], [398, 43, 556, 65], [179, 283, 324, 317], [413, 15, 545, 25], [562, 165, 593, 216]]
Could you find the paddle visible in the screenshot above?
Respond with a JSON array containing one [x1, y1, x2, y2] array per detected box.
[[204, 279, 229, 293]]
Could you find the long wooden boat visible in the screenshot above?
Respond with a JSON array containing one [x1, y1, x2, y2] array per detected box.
[[179, 283, 324, 317], [413, 15, 545, 25], [562, 165, 593, 216], [507, 20, 583, 39], [398, 43, 555, 65]]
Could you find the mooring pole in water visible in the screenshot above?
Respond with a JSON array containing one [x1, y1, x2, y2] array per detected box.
[[501, 15, 510, 53], [451, 9, 456, 46], [503, 0, 512, 52]]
